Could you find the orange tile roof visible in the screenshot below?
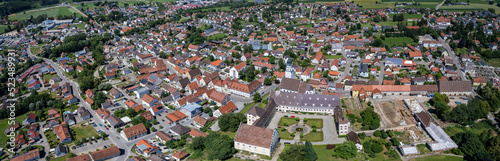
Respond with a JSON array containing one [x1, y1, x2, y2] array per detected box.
[[218, 101, 237, 115]]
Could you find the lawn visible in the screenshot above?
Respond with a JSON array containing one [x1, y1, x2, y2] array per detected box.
[[410, 155, 463, 161], [416, 144, 431, 155], [50, 155, 70, 161], [207, 33, 227, 41], [486, 58, 500, 67], [439, 3, 500, 13], [257, 103, 266, 108], [388, 14, 423, 19], [9, 7, 82, 20], [278, 117, 299, 126], [30, 46, 41, 55], [278, 130, 295, 140], [300, 131, 323, 142], [355, 0, 439, 9], [304, 118, 323, 128], [312, 145, 367, 161], [71, 124, 99, 141], [43, 73, 57, 81], [201, 6, 231, 12], [383, 37, 417, 47], [70, 23, 86, 29], [219, 131, 236, 139], [325, 55, 343, 59], [0, 25, 8, 34], [0, 114, 28, 150], [240, 103, 257, 114]]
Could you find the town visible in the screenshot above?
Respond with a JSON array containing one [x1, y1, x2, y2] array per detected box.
[[1, 0, 500, 161]]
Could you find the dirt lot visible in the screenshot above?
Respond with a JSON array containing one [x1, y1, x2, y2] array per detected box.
[[374, 100, 414, 129], [343, 98, 366, 130]]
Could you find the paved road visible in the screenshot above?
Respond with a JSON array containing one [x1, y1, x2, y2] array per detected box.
[[438, 37, 467, 81], [435, 0, 446, 10]]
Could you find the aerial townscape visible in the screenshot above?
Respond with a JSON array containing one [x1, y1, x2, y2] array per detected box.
[[2, 0, 500, 161]]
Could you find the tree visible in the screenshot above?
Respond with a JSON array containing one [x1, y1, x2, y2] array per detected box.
[[332, 141, 357, 159], [253, 93, 262, 102], [152, 119, 158, 125], [304, 141, 318, 161], [218, 113, 246, 132], [279, 144, 306, 161], [100, 132, 107, 138], [264, 77, 272, 86]]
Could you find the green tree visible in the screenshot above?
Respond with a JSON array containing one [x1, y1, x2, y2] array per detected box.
[[218, 113, 246, 132], [253, 93, 262, 102], [332, 141, 357, 159], [264, 77, 272, 86], [304, 141, 318, 161], [279, 144, 306, 161]]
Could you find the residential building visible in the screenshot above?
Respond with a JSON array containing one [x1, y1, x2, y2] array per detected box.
[[347, 131, 363, 152], [135, 140, 161, 157], [121, 123, 148, 141], [213, 101, 237, 117], [334, 107, 350, 135]]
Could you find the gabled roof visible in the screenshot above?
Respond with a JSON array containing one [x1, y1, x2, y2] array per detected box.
[[234, 124, 275, 148], [90, 146, 120, 161], [217, 101, 237, 115], [193, 115, 207, 126], [122, 123, 147, 138]]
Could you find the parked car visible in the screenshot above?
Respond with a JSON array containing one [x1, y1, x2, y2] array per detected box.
[[284, 115, 288, 117], [290, 115, 295, 118]]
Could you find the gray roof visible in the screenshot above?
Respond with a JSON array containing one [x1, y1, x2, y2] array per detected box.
[[271, 91, 341, 110], [170, 124, 190, 135]]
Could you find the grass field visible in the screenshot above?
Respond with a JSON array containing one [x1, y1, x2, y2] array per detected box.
[[201, 6, 231, 12], [0, 26, 8, 34], [388, 14, 423, 19], [70, 23, 86, 29], [9, 7, 82, 20], [278, 117, 299, 126], [300, 131, 323, 142], [43, 73, 57, 81], [207, 33, 227, 41], [0, 114, 28, 150], [304, 118, 323, 128], [486, 58, 500, 67], [312, 145, 367, 161], [71, 124, 99, 141], [355, 0, 439, 9], [301, 0, 343, 3], [325, 55, 343, 59], [240, 103, 257, 114], [439, 0, 500, 12], [278, 130, 295, 140], [31, 46, 41, 55], [219, 131, 236, 139], [410, 155, 463, 161], [383, 37, 417, 47]]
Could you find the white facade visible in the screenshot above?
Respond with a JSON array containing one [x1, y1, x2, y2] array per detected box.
[[234, 130, 280, 157], [338, 122, 350, 135], [246, 114, 260, 125], [276, 105, 334, 115], [230, 67, 239, 78]]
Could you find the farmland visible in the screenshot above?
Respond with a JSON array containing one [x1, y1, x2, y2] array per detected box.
[[9, 7, 82, 21]]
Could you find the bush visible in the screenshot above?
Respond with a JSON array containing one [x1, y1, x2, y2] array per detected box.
[[300, 133, 303, 138], [291, 133, 295, 137], [326, 144, 336, 149], [312, 128, 317, 132], [304, 118, 308, 122], [295, 117, 300, 121]]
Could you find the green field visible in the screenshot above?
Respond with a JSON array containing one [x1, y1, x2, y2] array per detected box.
[[325, 55, 343, 59], [355, 0, 439, 9], [201, 6, 231, 12], [301, 0, 344, 3], [304, 118, 323, 128], [278, 117, 299, 126], [439, 0, 500, 12], [0, 114, 28, 150], [43, 73, 57, 81], [410, 155, 463, 161], [383, 37, 417, 47], [300, 131, 323, 142], [0, 26, 8, 34], [70, 23, 86, 29], [71, 124, 99, 141], [207, 33, 227, 41], [240, 103, 257, 114], [486, 58, 500, 67], [388, 14, 423, 19], [278, 130, 295, 140], [312, 145, 367, 161], [9, 7, 82, 20]]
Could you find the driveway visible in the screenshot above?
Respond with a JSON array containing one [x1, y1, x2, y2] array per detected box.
[[71, 139, 112, 155], [268, 112, 346, 145]]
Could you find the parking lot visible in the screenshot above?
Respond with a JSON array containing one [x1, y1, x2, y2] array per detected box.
[[71, 138, 112, 155]]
